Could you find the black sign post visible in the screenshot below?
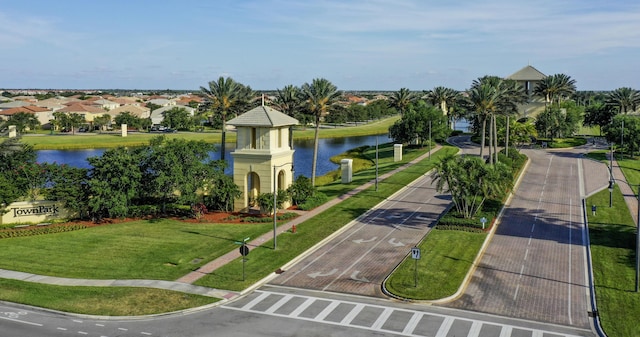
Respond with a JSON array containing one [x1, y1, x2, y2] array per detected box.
[[235, 237, 250, 281]]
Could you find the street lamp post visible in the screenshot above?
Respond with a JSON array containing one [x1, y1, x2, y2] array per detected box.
[[273, 162, 294, 250]]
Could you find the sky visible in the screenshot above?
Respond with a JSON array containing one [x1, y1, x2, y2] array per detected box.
[[1, 0, 639, 91]]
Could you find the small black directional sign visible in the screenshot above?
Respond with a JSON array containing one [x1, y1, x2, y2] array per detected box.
[[239, 244, 250, 256]]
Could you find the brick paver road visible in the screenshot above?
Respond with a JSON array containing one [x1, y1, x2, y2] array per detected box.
[[269, 170, 450, 297], [446, 147, 609, 330]]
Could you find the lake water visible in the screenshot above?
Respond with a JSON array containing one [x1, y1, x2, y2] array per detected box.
[[37, 134, 393, 178]]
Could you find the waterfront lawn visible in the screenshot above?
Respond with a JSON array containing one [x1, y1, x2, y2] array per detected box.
[[384, 229, 486, 299], [587, 186, 640, 337], [0, 278, 218, 316], [194, 146, 459, 290], [0, 220, 272, 280], [19, 116, 400, 150]]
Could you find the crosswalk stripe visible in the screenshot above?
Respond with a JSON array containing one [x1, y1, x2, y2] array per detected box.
[[289, 297, 315, 317], [341, 303, 365, 325], [500, 325, 512, 337], [371, 307, 393, 330], [435, 316, 454, 337], [315, 301, 341, 321], [241, 291, 270, 310], [401, 311, 422, 335], [225, 290, 589, 337], [467, 321, 482, 337], [265, 294, 294, 314]]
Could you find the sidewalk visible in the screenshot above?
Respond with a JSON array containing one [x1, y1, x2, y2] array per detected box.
[[1, 145, 442, 300], [610, 155, 639, 224]]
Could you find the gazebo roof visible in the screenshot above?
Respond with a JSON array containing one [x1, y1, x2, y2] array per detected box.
[[506, 65, 546, 81], [228, 105, 299, 127]]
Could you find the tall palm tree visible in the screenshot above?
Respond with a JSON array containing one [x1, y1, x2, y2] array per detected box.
[[534, 73, 576, 106], [300, 78, 341, 186], [200, 77, 253, 160], [467, 77, 502, 161], [389, 88, 415, 115], [497, 79, 527, 157], [424, 86, 462, 128], [606, 87, 640, 114], [273, 84, 301, 116]]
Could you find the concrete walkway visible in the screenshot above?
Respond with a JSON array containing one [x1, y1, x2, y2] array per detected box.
[[1, 145, 442, 301], [610, 155, 639, 224]]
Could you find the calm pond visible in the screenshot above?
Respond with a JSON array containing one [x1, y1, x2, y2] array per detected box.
[[37, 135, 393, 178]]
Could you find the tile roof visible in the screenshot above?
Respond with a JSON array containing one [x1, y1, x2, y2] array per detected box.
[[0, 105, 50, 116], [506, 65, 546, 81], [57, 103, 105, 114], [228, 105, 299, 127]]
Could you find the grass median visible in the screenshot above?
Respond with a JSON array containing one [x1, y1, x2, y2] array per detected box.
[[585, 152, 640, 337]]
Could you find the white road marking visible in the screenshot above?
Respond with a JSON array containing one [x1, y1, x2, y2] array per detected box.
[[435, 316, 454, 337], [57, 327, 67, 331], [118, 327, 128, 331], [513, 284, 520, 300], [141, 332, 153, 335], [241, 291, 270, 310], [315, 301, 340, 321], [78, 332, 88, 335], [524, 248, 529, 261], [519, 265, 525, 278], [95, 323, 105, 327], [402, 311, 422, 335], [265, 294, 294, 314], [0, 315, 42, 327], [340, 303, 364, 324], [500, 325, 512, 337], [370, 307, 392, 330], [289, 297, 315, 317]]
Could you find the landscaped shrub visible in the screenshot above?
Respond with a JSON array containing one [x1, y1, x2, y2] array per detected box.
[[0, 224, 89, 239], [127, 205, 160, 218], [287, 175, 316, 205], [298, 192, 328, 211]]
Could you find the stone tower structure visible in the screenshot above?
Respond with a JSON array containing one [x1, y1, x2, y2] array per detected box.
[[227, 104, 299, 211]]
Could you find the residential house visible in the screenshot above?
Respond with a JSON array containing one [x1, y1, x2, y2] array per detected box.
[[0, 105, 53, 129]]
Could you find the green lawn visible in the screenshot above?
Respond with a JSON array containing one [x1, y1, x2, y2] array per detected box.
[[587, 186, 640, 337], [0, 220, 272, 280], [18, 116, 400, 150], [384, 229, 486, 299], [0, 278, 218, 316]]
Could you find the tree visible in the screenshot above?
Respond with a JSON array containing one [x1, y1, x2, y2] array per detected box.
[[431, 154, 512, 219], [534, 73, 577, 106], [273, 84, 301, 116], [161, 107, 194, 130], [0, 137, 38, 205], [88, 147, 143, 219], [42, 164, 90, 219], [584, 103, 615, 136], [388, 103, 448, 145], [52, 111, 70, 132], [300, 78, 342, 186], [424, 86, 462, 128], [140, 136, 216, 211], [114, 111, 140, 129], [8, 112, 40, 133], [200, 77, 253, 161], [510, 118, 537, 147], [93, 114, 112, 132], [389, 88, 415, 115], [606, 87, 640, 114], [67, 113, 85, 134], [203, 161, 241, 212]]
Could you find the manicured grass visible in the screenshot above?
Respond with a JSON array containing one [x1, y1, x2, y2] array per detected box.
[[587, 186, 640, 337], [0, 278, 218, 316], [194, 146, 459, 290], [385, 229, 486, 299], [18, 116, 400, 150], [0, 220, 272, 280]]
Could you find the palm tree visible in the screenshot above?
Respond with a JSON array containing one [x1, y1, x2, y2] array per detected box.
[[534, 73, 577, 106], [606, 87, 640, 114], [300, 78, 341, 186], [424, 86, 462, 128], [200, 77, 253, 160], [467, 77, 502, 161], [497, 79, 527, 157], [389, 88, 415, 115], [273, 84, 301, 116]]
